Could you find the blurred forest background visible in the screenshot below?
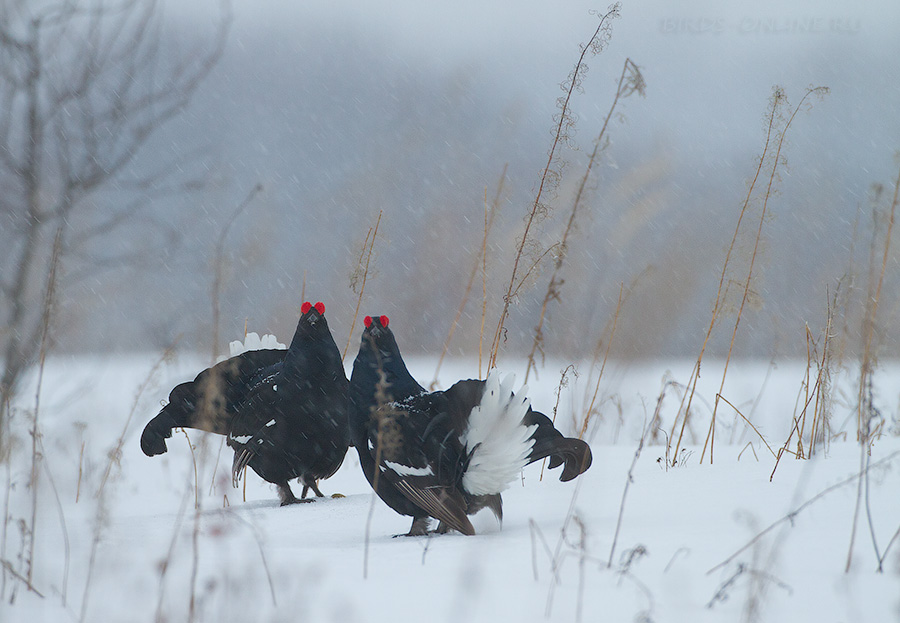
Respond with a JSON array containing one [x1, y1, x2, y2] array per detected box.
[[3, 0, 900, 377]]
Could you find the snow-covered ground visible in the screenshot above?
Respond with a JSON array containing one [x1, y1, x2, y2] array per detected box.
[[1, 353, 898, 622]]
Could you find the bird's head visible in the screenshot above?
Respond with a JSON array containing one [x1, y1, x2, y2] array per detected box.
[[362, 314, 390, 338], [357, 314, 399, 363], [290, 301, 332, 346], [300, 300, 326, 325], [351, 313, 424, 405]]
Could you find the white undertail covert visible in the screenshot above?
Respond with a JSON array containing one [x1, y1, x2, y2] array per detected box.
[[461, 372, 537, 496]]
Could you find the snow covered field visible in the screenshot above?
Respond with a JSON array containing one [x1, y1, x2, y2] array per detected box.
[[1, 353, 898, 622]]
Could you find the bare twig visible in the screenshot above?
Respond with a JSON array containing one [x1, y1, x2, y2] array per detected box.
[[878, 523, 900, 572], [608, 413, 655, 568], [709, 449, 900, 575], [528, 519, 555, 581], [706, 563, 792, 609], [0, 559, 44, 598]]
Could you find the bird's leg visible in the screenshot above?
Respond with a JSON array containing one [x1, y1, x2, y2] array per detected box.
[[299, 477, 326, 499], [278, 482, 313, 506], [393, 516, 431, 537], [309, 479, 325, 497]]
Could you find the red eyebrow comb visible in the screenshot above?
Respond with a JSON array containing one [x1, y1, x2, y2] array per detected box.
[[363, 316, 372, 328], [379, 315, 389, 328], [314, 301, 325, 315], [301, 301, 312, 314]]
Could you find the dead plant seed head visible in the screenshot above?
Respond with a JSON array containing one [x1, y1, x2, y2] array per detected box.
[[490, 5, 622, 369]]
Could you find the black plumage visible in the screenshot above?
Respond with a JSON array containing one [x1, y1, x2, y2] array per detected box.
[[141, 301, 350, 505], [349, 315, 592, 536]]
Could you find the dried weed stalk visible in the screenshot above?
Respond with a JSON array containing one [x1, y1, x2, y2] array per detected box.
[[344, 210, 383, 361], [488, 4, 621, 369], [845, 162, 900, 572], [524, 58, 645, 383], [670, 85, 828, 466], [580, 282, 625, 439], [431, 166, 506, 388]]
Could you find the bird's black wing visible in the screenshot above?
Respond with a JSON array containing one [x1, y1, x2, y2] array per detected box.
[[385, 473, 474, 536], [368, 395, 475, 535], [227, 378, 284, 484]]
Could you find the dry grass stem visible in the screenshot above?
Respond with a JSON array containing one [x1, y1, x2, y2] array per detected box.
[[479, 188, 490, 379], [432, 166, 505, 388], [524, 58, 644, 383], [668, 88, 785, 462], [845, 163, 900, 571], [701, 86, 828, 465], [97, 347, 174, 499], [855, 164, 900, 439], [344, 210, 382, 361], [23, 226, 63, 589], [669, 86, 827, 466], [580, 283, 625, 439], [608, 416, 653, 569], [540, 365, 577, 481], [715, 394, 775, 458], [489, 5, 620, 369]]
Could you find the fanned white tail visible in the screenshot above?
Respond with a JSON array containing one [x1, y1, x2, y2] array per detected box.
[[461, 372, 537, 496]]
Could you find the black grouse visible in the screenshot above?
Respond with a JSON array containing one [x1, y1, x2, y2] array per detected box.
[[141, 301, 350, 505], [349, 315, 592, 535]]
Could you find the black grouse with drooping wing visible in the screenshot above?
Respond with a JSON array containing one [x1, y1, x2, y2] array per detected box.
[[349, 315, 592, 535], [141, 302, 350, 504]]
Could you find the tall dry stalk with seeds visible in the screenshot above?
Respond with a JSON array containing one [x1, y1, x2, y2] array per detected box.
[[845, 161, 900, 572], [702, 85, 829, 464], [524, 58, 645, 384], [488, 4, 621, 369], [344, 210, 383, 361], [669, 85, 828, 466]]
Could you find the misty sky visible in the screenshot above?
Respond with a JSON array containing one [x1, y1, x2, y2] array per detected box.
[[67, 0, 900, 360]]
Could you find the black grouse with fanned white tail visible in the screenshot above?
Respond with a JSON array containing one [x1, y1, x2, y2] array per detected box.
[[349, 315, 592, 535], [141, 301, 350, 505]]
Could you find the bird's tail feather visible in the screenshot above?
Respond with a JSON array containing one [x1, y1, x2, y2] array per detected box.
[[232, 448, 254, 487], [528, 436, 592, 481], [140, 411, 178, 456]]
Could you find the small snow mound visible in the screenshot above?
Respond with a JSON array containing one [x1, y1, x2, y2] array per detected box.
[[227, 332, 286, 358]]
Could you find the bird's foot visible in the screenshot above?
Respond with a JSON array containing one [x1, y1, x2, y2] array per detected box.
[[280, 497, 315, 507], [392, 516, 431, 537]]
